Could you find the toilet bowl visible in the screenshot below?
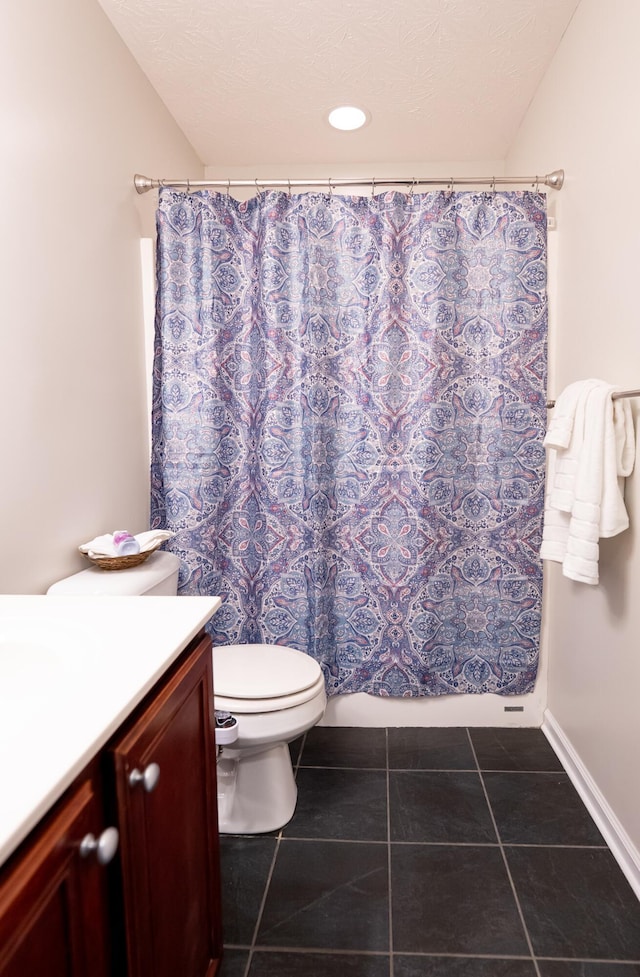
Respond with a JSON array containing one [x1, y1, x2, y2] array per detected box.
[[212, 643, 326, 835]]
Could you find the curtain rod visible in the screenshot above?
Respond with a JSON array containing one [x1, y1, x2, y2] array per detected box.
[[546, 388, 640, 409], [134, 169, 565, 194]]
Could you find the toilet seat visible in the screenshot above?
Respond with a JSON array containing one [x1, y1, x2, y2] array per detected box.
[[213, 644, 325, 714], [214, 673, 326, 714]]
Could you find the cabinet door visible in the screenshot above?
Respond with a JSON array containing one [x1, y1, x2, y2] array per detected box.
[[0, 778, 112, 977], [110, 634, 222, 977]]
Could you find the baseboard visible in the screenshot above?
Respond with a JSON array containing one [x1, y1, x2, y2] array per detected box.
[[542, 710, 640, 901]]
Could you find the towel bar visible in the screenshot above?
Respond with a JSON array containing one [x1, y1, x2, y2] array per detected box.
[[546, 387, 640, 409]]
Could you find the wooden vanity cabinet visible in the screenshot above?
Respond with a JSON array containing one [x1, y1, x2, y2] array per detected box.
[[0, 771, 112, 977], [0, 630, 222, 977], [109, 632, 223, 977]]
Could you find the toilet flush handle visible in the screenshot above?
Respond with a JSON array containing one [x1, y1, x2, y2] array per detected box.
[[128, 762, 161, 793]]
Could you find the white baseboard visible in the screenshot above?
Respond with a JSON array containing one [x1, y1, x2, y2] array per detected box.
[[542, 710, 640, 901]]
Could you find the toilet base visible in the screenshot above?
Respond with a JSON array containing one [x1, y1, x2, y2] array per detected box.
[[216, 742, 297, 834]]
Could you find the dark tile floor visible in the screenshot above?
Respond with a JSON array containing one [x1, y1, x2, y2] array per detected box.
[[218, 727, 640, 977]]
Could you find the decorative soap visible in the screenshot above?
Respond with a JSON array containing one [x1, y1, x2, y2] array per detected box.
[[112, 531, 141, 556]]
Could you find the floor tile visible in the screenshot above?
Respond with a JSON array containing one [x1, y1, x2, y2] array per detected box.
[[391, 844, 529, 956], [257, 839, 389, 951], [394, 957, 537, 976], [219, 948, 250, 977], [470, 728, 563, 771], [506, 846, 640, 959], [484, 772, 605, 846], [390, 771, 497, 844], [220, 725, 640, 974], [301, 726, 387, 768], [284, 767, 388, 841], [219, 836, 277, 945], [248, 950, 390, 976], [388, 727, 476, 770], [537, 964, 640, 975]]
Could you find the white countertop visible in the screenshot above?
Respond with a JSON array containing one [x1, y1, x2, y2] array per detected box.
[[0, 594, 221, 866]]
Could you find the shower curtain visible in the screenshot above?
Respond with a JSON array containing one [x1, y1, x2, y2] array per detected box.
[[151, 187, 547, 697]]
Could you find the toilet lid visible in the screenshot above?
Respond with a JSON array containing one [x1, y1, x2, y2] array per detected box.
[[212, 643, 322, 700]]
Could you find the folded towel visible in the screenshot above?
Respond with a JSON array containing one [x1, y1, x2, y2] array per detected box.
[[79, 529, 174, 559]]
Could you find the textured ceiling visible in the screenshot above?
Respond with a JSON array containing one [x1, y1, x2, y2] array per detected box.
[[98, 0, 580, 166]]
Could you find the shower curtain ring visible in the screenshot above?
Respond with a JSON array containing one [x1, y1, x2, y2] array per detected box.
[[186, 179, 191, 193], [226, 179, 231, 198], [409, 178, 416, 197], [371, 177, 375, 198], [449, 177, 454, 194], [328, 178, 333, 197], [287, 179, 291, 197], [491, 176, 496, 194], [534, 175, 540, 192]]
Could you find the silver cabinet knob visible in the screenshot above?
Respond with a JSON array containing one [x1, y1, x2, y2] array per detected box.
[[79, 827, 119, 865], [128, 762, 160, 793]]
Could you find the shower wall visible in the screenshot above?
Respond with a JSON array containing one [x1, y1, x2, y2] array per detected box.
[[508, 0, 640, 868]]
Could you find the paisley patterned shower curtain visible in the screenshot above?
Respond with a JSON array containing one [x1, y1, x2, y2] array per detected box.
[[151, 187, 547, 697]]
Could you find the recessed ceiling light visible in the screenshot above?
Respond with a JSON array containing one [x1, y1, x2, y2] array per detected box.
[[328, 105, 368, 131]]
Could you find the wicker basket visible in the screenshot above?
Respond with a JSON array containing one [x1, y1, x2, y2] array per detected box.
[[79, 545, 161, 571]]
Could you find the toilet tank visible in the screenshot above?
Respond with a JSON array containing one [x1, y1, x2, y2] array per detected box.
[[47, 552, 181, 596]]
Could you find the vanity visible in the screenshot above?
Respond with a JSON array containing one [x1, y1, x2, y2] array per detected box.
[[0, 594, 222, 977]]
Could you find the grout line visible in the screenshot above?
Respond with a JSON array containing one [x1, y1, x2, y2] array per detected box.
[[501, 842, 609, 850], [466, 728, 542, 977], [280, 835, 500, 846], [298, 764, 564, 773], [238, 945, 391, 957], [477, 767, 567, 774], [225, 943, 640, 965], [298, 763, 388, 771], [276, 838, 604, 850], [243, 832, 284, 977], [536, 955, 640, 964], [387, 951, 538, 961]]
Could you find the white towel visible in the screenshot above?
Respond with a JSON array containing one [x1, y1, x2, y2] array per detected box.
[[543, 379, 600, 515], [541, 380, 635, 584], [544, 379, 599, 452], [79, 529, 174, 559]]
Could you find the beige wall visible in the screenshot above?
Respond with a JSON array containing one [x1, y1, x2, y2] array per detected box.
[[508, 0, 640, 852], [2, 0, 202, 593]]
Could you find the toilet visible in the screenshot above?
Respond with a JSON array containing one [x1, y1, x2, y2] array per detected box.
[[213, 643, 326, 834], [47, 554, 327, 835], [46, 550, 181, 596]]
